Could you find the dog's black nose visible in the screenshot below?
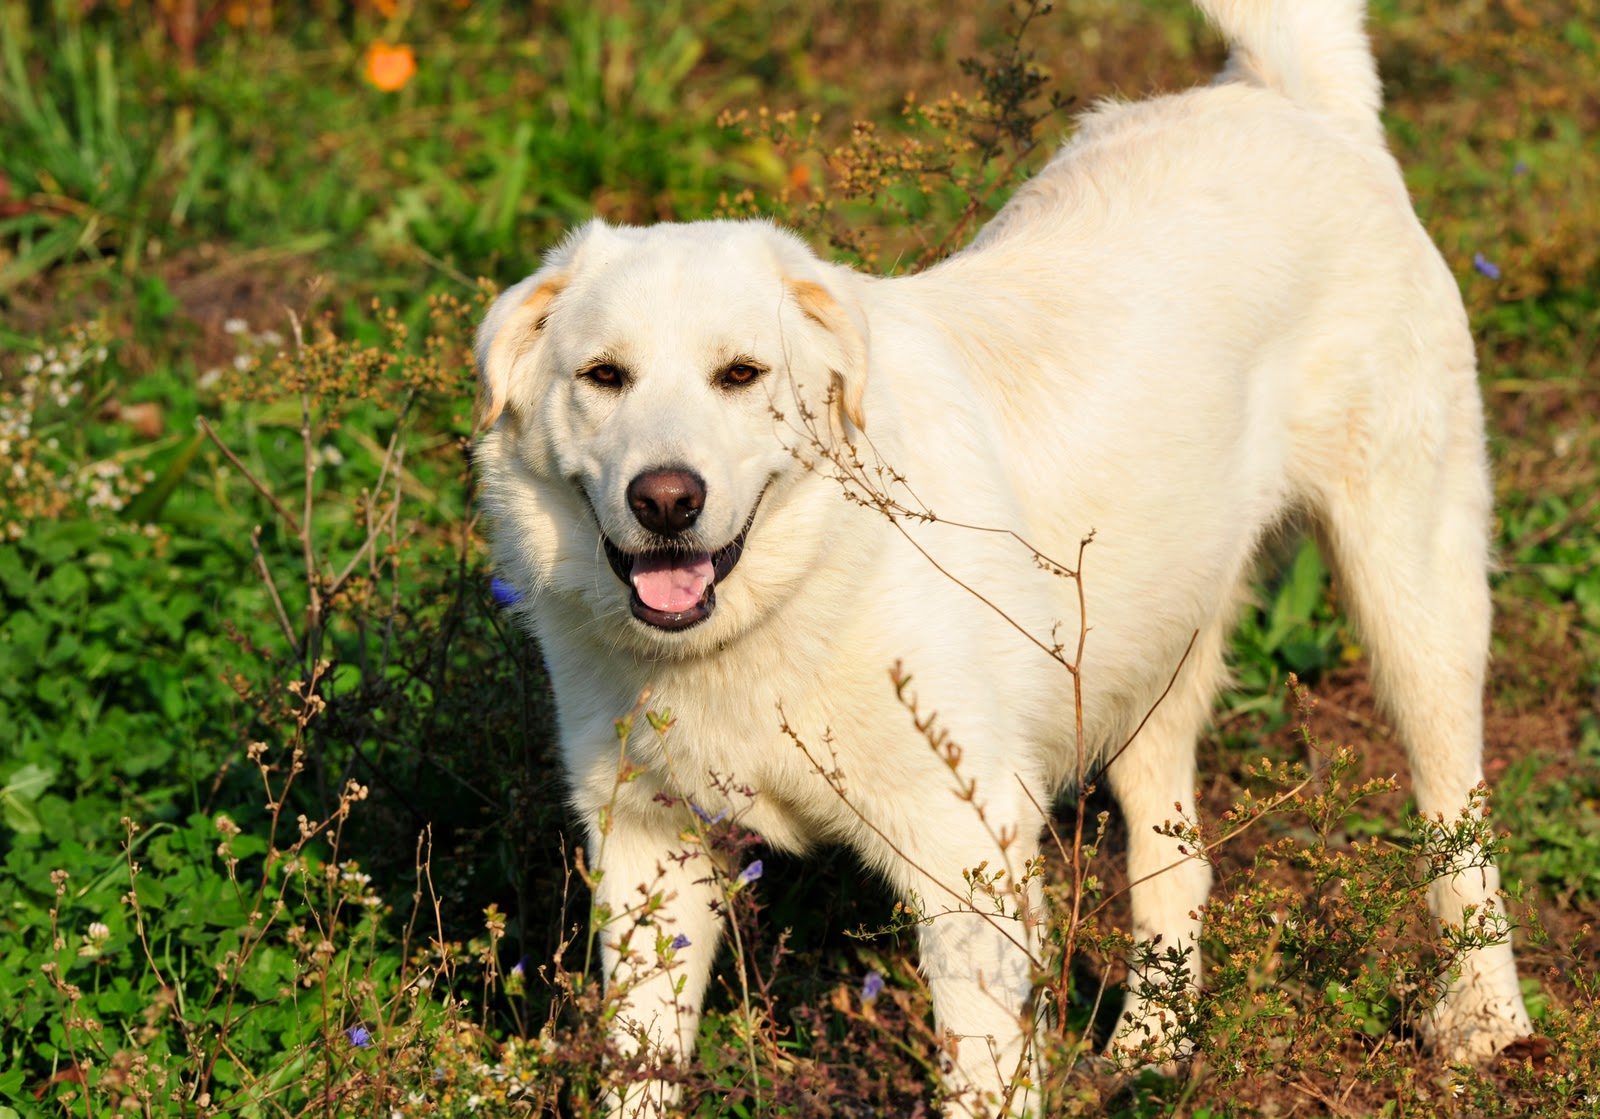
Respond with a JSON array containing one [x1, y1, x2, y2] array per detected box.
[[627, 469, 705, 536]]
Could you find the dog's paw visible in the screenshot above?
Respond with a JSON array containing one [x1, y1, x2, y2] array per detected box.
[[1424, 983, 1534, 1064]]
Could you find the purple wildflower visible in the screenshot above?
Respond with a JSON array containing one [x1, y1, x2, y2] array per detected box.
[[735, 860, 763, 887], [862, 970, 885, 1002], [1472, 252, 1502, 280], [490, 576, 523, 607], [1513, 160, 1529, 176], [511, 957, 527, 978], [345, 1025, 373, 1048], [670, 934, 691, 950], [690, 803, 727, 826]]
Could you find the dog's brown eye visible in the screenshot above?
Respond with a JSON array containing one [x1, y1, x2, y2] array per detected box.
[[720, 363, 763, 388], [582, 363, 625, 389]]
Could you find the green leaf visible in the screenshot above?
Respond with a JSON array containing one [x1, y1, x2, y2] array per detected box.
[[1, 763, 51, 832], [43, 562, 89, 605], [34, 672, 69, 709], [0, 546, 32, 599], [123, 430, 206, 524], [1, 791, 43, 834], [1280, 639, 1329, 676], [3, 763, 54, 800]]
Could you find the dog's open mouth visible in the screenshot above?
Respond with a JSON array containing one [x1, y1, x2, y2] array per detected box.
[[601, 498, 761, 631]]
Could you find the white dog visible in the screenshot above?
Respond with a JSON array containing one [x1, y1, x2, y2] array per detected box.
[[474, 1, 1532, 1113]]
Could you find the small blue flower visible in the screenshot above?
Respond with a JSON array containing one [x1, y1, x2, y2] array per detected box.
[[669, 934, 691, 950], [1513, 160, 1529, 176], [345, 1025, 373, 1048], [690, 803, 727, 827], [862, 970, 885, 1002], [511, 957, 527, 977], [1472, 252, 1502, 280], [735, 860, 763, 887], [490, 576, 523, 607]]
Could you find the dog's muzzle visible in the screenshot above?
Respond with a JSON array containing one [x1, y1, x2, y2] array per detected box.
[[600, 495, 762, 631]]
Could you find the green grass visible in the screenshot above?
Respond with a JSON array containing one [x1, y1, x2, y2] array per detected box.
[[2, 0, 1597, 1115]]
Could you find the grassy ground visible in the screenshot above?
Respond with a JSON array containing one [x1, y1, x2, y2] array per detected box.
[[1, 0, 1597, 1115]]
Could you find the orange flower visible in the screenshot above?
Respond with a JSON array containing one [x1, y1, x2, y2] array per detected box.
[[364, 41, 416, 92]]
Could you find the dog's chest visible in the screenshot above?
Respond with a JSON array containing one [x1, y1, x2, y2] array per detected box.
[[566, 653, 909, 849]]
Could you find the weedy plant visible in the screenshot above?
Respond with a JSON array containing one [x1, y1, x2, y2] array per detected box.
[[2, 297, 506, 1113], [716, 0, 1071, 272], [30, 673, 464, 1116]]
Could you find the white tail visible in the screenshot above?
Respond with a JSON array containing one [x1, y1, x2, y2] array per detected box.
[[1195, 0, 1383, 138]]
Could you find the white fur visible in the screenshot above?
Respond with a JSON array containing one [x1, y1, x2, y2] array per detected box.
[[474, 2, 1532, 1113]]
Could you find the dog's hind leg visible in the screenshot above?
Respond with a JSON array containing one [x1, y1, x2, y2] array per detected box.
[[1306, 349, 1533, 1060], [1100, 623, 1230, 1064]]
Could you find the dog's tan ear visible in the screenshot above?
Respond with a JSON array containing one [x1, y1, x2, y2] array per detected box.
[[787, 277, 869, 433], [475, 274, 567, 433]]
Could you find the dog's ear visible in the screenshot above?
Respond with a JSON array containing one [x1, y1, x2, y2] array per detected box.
[[475, 272, 567, 433], [787, 277, 869, 434]]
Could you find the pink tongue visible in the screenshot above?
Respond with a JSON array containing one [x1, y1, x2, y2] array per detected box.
[[631, 552, 714, 613]]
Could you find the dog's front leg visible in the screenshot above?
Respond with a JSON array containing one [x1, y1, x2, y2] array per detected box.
[[880, 817, 1042, 1118], [589, 809, 727, 1118]]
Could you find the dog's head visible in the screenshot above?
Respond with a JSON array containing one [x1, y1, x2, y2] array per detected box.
[[474, 218, 871, 654]]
